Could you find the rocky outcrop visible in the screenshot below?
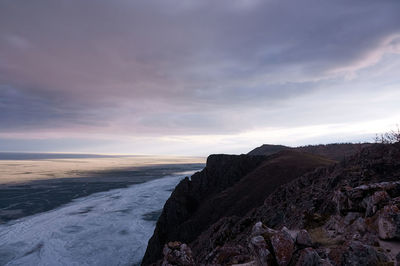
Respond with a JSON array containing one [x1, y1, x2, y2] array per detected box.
[[192, 143, 400, 265], [142, 154, 267, 265], [159, 219, 391, 265], [167, 223, 329, 266], [161, 242, 195, 266], [378, 204, 400, 240], [143, 142, 400, 265], [143, 151, 334, 265]]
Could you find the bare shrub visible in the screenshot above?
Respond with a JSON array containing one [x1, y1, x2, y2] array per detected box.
[[375, 125, 400, 144]]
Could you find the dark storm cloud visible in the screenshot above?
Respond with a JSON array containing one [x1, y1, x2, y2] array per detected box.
[[0, 0, 399, 135], [0, 85, 111, 131]]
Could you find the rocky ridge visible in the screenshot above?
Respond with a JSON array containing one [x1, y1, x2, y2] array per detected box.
[[142, 154, 268, 264], [144, 143, 400, 265], [248, 143, 372, 161], [143, 151, 334, 265]]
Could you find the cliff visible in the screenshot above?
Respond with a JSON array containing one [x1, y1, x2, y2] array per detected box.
[[186, 143, 400, 265], [142, 143, 400, 265], [142, 151, 334, 264], [142, 154, 267, 264]]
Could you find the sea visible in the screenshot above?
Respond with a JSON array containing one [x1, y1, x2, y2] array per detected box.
[[0, 153, 205, 266]]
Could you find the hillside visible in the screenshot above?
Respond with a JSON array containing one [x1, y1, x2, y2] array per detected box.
[[142, 150, 334, 264], [247, 144, 290, 156], [188, 142, 400, 265], [143, 143, 400, 265], [248, 143, 373, 161]]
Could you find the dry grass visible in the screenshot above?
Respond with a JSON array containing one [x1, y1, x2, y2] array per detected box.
[[308, 227, 345, 247]]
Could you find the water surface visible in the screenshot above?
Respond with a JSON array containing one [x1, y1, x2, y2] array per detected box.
[[0, 154, 205, 265]]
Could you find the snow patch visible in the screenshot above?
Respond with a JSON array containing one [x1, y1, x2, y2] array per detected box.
[[0, 172, 194, 265]]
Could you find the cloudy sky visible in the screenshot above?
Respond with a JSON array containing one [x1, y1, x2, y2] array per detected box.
[[1, 0, 400, 155]]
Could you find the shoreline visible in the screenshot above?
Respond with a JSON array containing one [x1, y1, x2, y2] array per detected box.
[[0, 163, 204, 223]]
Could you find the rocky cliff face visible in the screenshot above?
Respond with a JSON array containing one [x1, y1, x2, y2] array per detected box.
[[157, 143, 400, 265], [143, 143, 400, 265], [142, 154, 267, 265], [142, 151, 334, 265]]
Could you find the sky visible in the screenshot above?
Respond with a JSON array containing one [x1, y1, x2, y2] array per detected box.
[[0, 0, 400, 156]]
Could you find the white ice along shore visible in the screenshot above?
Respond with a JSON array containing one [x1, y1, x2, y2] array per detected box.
[[0, 170, 197, 266]]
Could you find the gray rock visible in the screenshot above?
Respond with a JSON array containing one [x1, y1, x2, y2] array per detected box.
[[252, 222, 265, 236], [349, 217, 366, 234], [296, 230, 313, 247], [343, 212, 361, 226], [363, 190, 390, 217], [378, 204, 400, 240], [271, 229, 295, 266], [294, 248, 322, 266], [342, 241, 389, 266], [249, 235, 272, 266], [162, 241, 195, 266], [252, 221, 277, 237]]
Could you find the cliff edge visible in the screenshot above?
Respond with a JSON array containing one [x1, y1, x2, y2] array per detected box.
[[142, 150, 334, 265]]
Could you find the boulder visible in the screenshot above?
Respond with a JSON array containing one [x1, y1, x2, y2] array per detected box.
[[249, 235, 273, 266], [162, 242, 195, 266], [378, 204, 400, 239], [251, 221, 277, 237], [349, 217, 367, 234], [334, 183, 397, 216], [270, 229, 295, 266], [327, 245, 347, 265], [342, 241, 389, 266], [293, 248, 323, 266], [363, 190, 390, 217], [211, 245, 251, 265], [282, 226, 297, 240], [343, 212, 361, 226], [296, 230, 313, 247], [252, 222, 266, 236]]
